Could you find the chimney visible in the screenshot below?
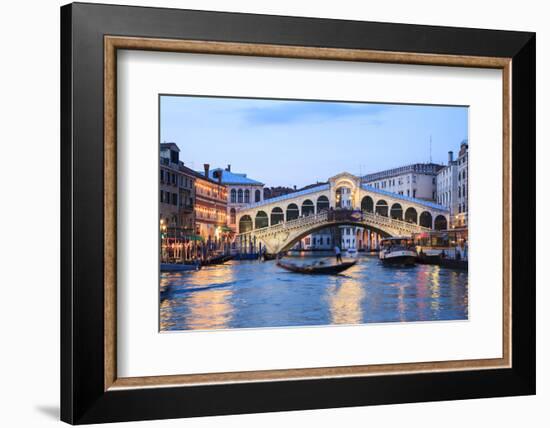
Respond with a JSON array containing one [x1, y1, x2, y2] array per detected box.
[[448, 151, 454, 164], [293, 185, 297, 190], [204, 163, 210, 178], [226, 164, 231, 172]]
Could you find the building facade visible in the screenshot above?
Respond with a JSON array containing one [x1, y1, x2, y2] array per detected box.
[[159, 143, 195, 233], [193, 164, 229, 247], [362, 163, 443, 201], [456, 140, 469, 227], [436, 151, 459, 224], [205, 165, 264, 233], [159, 143, 197, 262]]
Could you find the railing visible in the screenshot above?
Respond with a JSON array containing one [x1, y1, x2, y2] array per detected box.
[[238, 209, 431, 239]]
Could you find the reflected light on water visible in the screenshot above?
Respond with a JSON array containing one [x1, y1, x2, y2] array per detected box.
[[326, 274, 365, 325]]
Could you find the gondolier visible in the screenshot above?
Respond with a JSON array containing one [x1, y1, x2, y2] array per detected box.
[[334, 245, 343, 264]]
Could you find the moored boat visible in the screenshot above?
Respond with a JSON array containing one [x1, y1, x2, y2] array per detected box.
[[379, 237, 417, 266], [277, 260, 357, 274]]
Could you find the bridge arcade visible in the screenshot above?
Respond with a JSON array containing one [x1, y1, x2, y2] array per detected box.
[[236, 172, 450, 254]]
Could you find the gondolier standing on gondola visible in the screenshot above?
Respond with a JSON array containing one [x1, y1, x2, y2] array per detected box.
[[334, 245, 343, 264]]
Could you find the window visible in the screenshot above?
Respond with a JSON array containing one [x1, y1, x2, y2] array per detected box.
[[255, 189, 261, 202], [237, 189, 243, 203], [171, 193, 178, 205], [160, 170, 164, 183], [319, 237, 323, 245], [160, 190, 164, 203], [170, 149, 178, 164], [230, 208, 236, 224], [327, 238, 331, 246], [413, 189, 417, 198], [230, 189, 236, 203], [171, 173, 176, 185], [407, 189, 410, 196], [244, 189, 250, 203]]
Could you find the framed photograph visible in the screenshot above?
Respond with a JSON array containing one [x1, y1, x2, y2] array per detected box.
[[61, 2, 535, 424]]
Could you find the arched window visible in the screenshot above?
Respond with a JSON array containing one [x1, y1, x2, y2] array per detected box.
[[390, 203, 403, 220], [286, 203, 299, 221], [375, 200, 388, 217], [361, 196, 374, 212], [255, 189, 261, 202], [434, 215, 447, 231], [270, 207, 284, 225], [237, 188, 243, 203], [316, 195, 330, 212], [230, 208, 236, 225], [419, 211, 433, 228], [301, 199, 315, 216], [244, 189, 250, 203], [255, 211, 268, 229], [230, 189, 236, 203], [404, 207, 418, 223], [238, 215, 253, 233], [335, 186, 352, 208]]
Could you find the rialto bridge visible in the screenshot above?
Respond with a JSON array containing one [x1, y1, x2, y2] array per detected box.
[[236, 172, 450, 254]]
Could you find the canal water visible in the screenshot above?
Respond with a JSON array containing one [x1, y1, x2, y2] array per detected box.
[[160, 254, 468, 331]]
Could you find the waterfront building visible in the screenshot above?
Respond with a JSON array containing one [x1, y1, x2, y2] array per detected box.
[[340, 226, 364, 249], [205, 165, 264, 232], [436, 151, 459, 225], [159, 142, 196, 262], [194, 164, 230, 247], [300, 230, 333, 250], [456, 140, 469, 227], [362, 163, 443, 201]]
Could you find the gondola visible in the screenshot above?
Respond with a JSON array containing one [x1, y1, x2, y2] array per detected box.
[[277, 260, 357, 275]]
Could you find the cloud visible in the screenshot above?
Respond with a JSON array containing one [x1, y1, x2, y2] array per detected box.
[[242, 100, 389, 125]]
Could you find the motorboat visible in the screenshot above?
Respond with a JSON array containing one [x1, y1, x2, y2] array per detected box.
[[378, 237, 417, 266]]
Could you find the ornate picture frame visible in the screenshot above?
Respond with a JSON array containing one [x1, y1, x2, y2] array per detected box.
[[61, 2, 535, 424]]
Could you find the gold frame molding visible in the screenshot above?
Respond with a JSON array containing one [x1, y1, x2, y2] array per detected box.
[[104, 36, 512, 391]]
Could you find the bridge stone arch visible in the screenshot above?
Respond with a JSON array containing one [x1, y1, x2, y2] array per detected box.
[[434, 214, 448, 230], [270, 207, 284, 226], [375, 199, 389, 216], [277, 221, 392, 253], [286, 203, 299, 221], [255, 211, 268, 229], [404, 207, 418, 224], [239, 215, 253, 233], [361, 195, 374, 212], [419, 211, 433, 229], [301, 199, 315, 216], [316, 195, 330, 212], [390, 203, 403, 220]]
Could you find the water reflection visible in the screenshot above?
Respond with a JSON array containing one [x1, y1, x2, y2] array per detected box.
[[160, 255, 468, 331], [326, 274, 365, 325]]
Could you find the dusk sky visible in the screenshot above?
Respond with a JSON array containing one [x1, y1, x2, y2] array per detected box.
[[160, 95, 468, 188]]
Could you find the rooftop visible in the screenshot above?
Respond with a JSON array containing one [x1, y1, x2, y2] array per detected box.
[[199, 168, 264, 186], [362, 163, 444, 182]]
